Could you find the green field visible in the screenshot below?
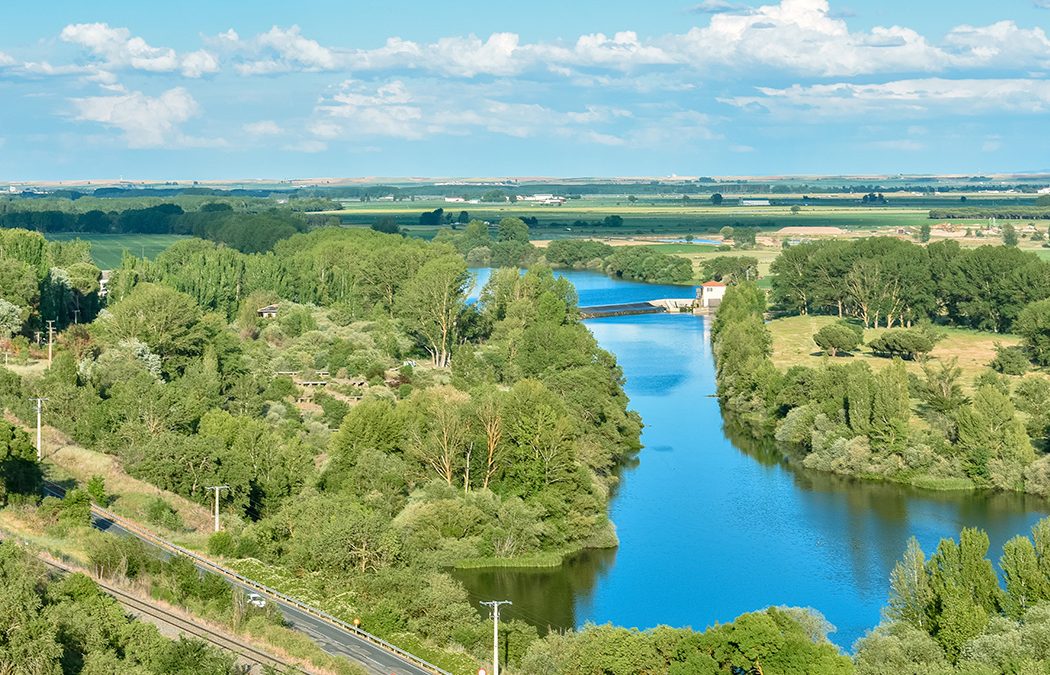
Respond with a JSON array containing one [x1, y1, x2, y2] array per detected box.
[[45, 233, 189, 268], [324, 199, 1004, 239]]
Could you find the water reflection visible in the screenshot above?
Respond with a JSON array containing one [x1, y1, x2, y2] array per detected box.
[[456, 271, 1050, 649], [453, 548, 617, 632]]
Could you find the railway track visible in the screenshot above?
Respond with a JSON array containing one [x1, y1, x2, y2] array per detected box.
[[37, 554, 309, 674], [40, 479, 445, 675]]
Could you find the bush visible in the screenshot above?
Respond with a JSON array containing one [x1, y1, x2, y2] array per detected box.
[[208, 530, 236, 557], [58, 489, 92, 527], [813, 322, 862, 356], [86, 474, 108, 506], [145, 497, 184, 531], [989, 344, 1029, 376]]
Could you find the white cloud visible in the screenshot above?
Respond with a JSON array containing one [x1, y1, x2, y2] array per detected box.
[[72, 87, 201, 147], [943, 21, 1050, 70], [722, 78, 1050, 116], [243, 120, 283, 135], [1036, 0, 1050, 9], [669, 0, 948, 76], [180, 50, 219, 78], [0, 51, 15, 67], [311, 79, 705, 148], [61, 23, 178, 72], [59, 23, 220, 78], [235, 25, 336, 74]]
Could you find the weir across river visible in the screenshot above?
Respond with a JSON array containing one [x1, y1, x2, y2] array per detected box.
[[579, 298, 706, 318]]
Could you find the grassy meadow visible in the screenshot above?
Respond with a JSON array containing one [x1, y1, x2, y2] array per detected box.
[[45, 232, 188, 268], [768, 314, 1020, 386]]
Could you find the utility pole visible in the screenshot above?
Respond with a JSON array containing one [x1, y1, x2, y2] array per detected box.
[[29, 397, 47, 461], [205, 485, 229, 532], [480, 600, 512, 675], [73, 309, 80, 325], [46, 320, 55, 366]]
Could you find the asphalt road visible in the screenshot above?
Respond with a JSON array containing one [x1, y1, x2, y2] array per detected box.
[[42, 483, 436, 675]]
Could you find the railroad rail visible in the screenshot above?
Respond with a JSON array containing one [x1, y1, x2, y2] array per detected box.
[[42, 480, 450, 675], [35, 553, 304, 673]]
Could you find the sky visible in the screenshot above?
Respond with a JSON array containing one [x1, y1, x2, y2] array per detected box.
[[1, 0, 1049, 181]]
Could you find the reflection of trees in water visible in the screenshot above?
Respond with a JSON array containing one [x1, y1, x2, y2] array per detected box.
[[453, 547, 617, 633], [722, 408, 1050, 597]]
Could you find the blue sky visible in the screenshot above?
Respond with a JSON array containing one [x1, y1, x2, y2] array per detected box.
[[1, 0, 1049, 180]]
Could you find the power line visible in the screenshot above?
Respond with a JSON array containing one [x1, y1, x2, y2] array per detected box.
[[480, 600, 511, 675]]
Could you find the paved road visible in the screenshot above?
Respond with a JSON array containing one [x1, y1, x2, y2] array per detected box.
[[42, 483, 437, 675]]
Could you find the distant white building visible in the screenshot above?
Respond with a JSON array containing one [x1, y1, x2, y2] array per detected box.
[[521, 194, 566, 205], [444, 197, 466, 203], [740, 199, 771, 206], [1039, 187, 1050, 195]]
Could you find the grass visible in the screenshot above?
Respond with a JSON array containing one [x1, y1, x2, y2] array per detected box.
[[767, 314, 1021, 386], [37, 426, 215, 536], [44, 233, 188, 268]]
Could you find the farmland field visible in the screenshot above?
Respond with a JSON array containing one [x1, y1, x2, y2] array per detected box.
[[44, 233, 189, 268], [323, 199, 999, 239]]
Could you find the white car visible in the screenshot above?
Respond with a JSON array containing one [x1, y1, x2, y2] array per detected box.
[[247, 592, 267, 609]]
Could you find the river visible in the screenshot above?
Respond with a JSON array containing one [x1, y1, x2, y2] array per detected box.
[[459, 268, 1050, 650]]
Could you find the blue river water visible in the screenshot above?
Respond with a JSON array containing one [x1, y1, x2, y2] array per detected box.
[[458, 269, 1050, 650]]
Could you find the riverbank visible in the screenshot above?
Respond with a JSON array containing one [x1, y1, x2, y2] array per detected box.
[[712, 283, 1050, 497], [456, 272, 1050, 651]]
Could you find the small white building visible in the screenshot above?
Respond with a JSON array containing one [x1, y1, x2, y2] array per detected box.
[[698, 281, 727, 308], [740, 199, 771, 206], [257, 304, 279, 319]]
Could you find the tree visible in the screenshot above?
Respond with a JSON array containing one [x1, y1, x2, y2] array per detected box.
[[989, 343, 1029, 375], [397, 255, 469, 368], [371, 216, 401, 234], [734, 227, 757, 248], [954, 386, 1034, 488], [711, 193, 724, 205], [1003, 222, 1019, 247], [790, 205, 801, 215], [699, 256, 758, 284], [1016, 298, 1050, 366], [920, 358, 966, 414], [627, 195, 637, 203], [497, 217, 529, 244], [0, 299, 23, 339], [813, 323, 862, 356], [867, 329, 934, 360], [719, 225, 734, 241], [0, 421, 40, 504], [919, 223, 931, 243], [887, 537, 934, 631], [99, 283, 206, 377]]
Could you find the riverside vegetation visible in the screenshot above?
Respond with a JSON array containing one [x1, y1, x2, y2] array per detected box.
[[9, 218, 1050, 671], [710, 237, 1050, 493]]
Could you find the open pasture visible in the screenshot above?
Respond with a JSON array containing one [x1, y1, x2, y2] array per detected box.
[[44, 232, 188, 268], [768, 314, 1020, 386]]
